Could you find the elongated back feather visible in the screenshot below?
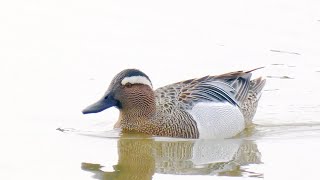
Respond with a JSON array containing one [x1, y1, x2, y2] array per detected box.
[[155, 68, 265, 120]]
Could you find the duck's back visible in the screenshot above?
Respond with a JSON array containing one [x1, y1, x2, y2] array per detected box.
[[154, 68, 266, 138]]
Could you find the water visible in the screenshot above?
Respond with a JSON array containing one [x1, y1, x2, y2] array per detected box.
[[1, 0, 320, 179]]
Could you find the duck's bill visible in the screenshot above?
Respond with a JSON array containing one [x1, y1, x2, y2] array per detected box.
[[82, 95, 118, 114]]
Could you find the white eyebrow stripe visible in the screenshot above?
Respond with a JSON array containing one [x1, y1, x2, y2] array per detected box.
[[121, 76, 153, 88]]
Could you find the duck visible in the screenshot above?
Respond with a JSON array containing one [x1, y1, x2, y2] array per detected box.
[[82, 68, 266, 139]]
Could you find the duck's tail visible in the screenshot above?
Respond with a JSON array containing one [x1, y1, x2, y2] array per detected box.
[[241, 76, 266, 126], [250, 77, 266, 100]]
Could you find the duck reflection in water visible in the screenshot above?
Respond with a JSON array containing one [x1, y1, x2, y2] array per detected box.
[[81, 132, 262, 180]]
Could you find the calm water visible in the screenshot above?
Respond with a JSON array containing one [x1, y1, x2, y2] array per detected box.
[[1, 0, 320, 179]]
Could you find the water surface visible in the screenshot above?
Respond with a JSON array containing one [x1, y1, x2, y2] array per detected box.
[[1, 0, 320, 179]]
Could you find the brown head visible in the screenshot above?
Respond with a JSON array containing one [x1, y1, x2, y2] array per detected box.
[[82, 69, 156, 127]]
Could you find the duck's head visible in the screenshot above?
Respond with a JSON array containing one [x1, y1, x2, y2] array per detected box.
[[82, 69, 154, 114]]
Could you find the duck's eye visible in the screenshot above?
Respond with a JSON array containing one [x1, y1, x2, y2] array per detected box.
[[125, 83, 132, 88]]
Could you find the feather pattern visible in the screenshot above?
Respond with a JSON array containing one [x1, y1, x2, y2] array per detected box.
[[155, 68, 265, 123], [83, 68, 265, 138]]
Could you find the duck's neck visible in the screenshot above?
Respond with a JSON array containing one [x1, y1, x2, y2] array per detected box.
[[119, 94, 157, 131]]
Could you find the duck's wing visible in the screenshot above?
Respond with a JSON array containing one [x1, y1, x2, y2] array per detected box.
[[155, 69, 260, 111], [213, 67, 266, 103]]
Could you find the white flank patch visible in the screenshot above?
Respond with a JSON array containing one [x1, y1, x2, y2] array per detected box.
[[121, 76, 153, 88], [188, 102, 245, 139]]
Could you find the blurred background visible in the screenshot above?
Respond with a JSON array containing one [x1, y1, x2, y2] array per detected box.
[[1, 0, 320, 179]]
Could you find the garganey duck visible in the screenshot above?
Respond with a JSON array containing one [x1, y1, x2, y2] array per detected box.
[[82, 68, 265, 139]]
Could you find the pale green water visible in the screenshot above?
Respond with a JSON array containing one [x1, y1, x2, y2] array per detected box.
[[1, 0, 320, 179], [2, 61, 320, 180]]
